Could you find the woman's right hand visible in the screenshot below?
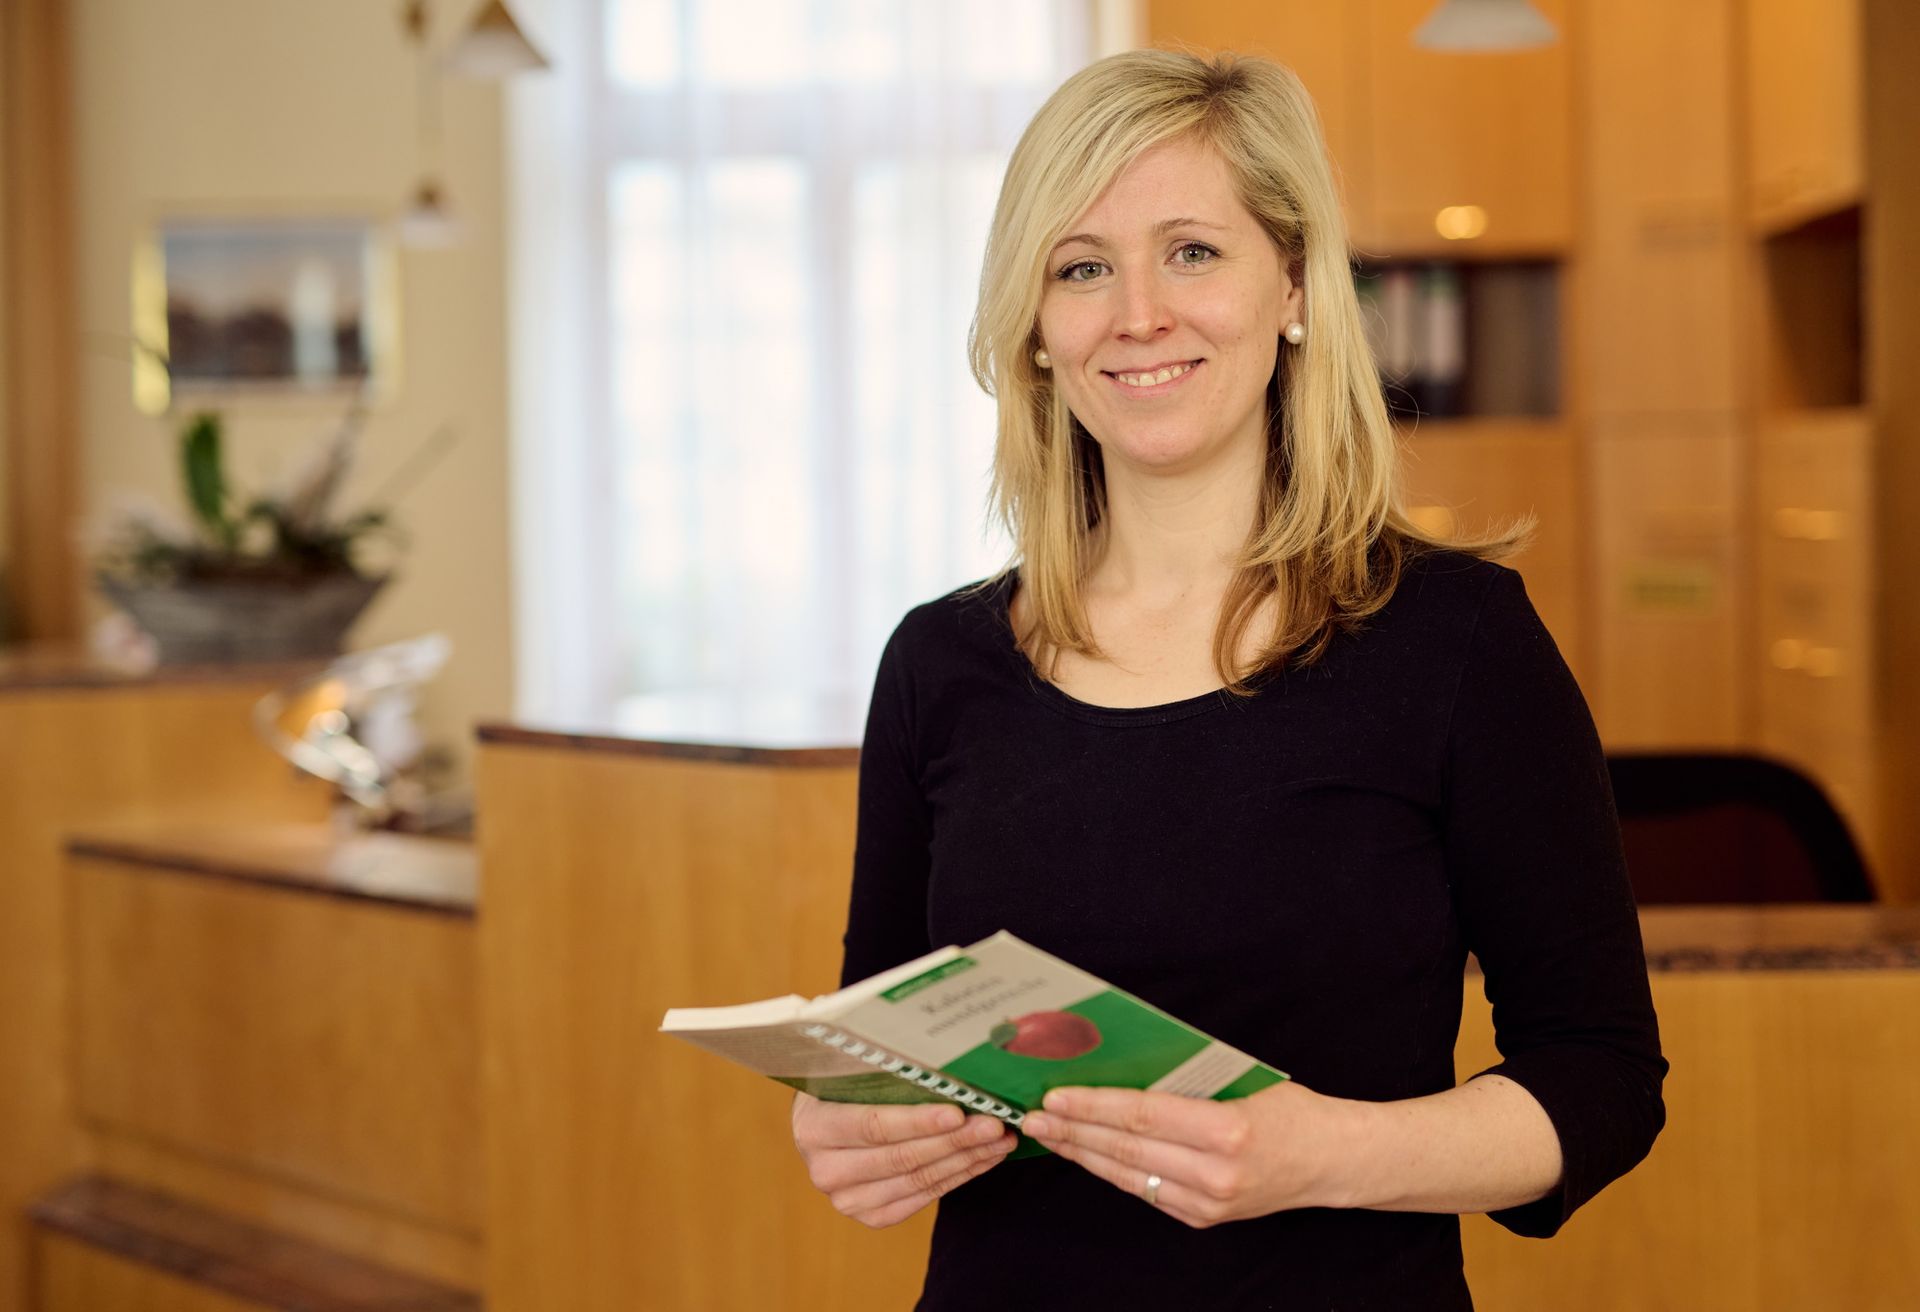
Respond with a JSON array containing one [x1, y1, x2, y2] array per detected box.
[[791, 1092, 1018, 1228]]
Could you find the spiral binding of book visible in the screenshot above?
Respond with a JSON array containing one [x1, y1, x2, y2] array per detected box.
[[803, 1023, 1026, 1127]]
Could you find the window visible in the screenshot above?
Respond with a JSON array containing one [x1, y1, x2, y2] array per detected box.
[[510, 0, 1113, 727]]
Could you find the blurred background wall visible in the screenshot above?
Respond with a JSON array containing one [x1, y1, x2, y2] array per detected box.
[[68, 0, 515, 789]]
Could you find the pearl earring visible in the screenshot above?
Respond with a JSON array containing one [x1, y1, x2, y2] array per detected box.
[[1284, 322, 1306, 345], [1033, 347, 1051, 368]]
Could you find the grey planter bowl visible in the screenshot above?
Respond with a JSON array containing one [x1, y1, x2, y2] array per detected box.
[[95, 571, 390, 664]]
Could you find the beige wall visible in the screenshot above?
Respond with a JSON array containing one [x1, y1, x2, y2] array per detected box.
[[72, 0, 514, 790]]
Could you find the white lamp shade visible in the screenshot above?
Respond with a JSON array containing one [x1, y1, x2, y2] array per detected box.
[[1414, 0, 1558, 51], [440, 0, 550, 78], [399, 179, 462, 249]]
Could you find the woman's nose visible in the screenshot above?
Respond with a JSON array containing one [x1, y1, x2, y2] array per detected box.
[[1114, 270, 1175, 341]]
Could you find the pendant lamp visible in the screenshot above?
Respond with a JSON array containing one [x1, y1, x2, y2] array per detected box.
[[1414, 0, 1558, 51], [441, 0, 551, 78], [399, 179, 461, 249]]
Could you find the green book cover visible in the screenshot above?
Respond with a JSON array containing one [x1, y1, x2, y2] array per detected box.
[[661, 931, 1288, 1158]]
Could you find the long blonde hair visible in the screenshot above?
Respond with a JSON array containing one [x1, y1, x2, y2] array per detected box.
[[967, 48, 1531, 690]]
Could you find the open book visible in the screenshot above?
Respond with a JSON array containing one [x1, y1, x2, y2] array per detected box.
[[660, 931, 1288, 1157]]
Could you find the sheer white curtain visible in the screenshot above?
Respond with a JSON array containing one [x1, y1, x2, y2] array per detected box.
[[510, 0, 1125, 727]]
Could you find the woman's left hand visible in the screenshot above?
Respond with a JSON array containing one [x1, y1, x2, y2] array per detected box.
[[1020, 1080, 1356, 1229]]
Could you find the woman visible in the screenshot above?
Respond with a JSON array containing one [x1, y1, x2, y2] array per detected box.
[[791, 48, 1665, 1310]]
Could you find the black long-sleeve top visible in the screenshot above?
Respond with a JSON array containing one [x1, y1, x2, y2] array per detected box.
[[838, 547, 1667, 1310]]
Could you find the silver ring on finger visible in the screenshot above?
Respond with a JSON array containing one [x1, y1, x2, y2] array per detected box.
[[1142, 1173, 1162, 1206]]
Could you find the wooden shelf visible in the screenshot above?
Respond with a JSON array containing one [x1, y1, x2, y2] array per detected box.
[[1360, 259, 1562, 421], [1756, 207, 1865, 410]]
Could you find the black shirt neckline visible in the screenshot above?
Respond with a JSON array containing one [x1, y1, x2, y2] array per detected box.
[[987, 567, 1266, 727]]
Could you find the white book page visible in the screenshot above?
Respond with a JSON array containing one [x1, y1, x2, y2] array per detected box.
[[660, 995, 808, 1032], [660, 944, 964, 1034], [800, 943, 967, 1020]]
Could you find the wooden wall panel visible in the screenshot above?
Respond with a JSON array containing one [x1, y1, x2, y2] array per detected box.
[[476, 744, 935, 1312], [0, 0, 81, 640], [70, 857, 482, 1233]]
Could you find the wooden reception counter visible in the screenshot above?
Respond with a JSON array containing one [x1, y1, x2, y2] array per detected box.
[[0, 645, 338, 1311], [1459, 904, 1920, 1311], [474, 707, 1920, 1312], [46, 820, 483, 1303]]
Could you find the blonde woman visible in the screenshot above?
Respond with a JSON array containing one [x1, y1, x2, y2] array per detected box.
[[792, 49, 1664, 1309]]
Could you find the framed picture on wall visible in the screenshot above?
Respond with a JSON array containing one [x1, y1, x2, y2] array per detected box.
[[131, 213, 401, 413]]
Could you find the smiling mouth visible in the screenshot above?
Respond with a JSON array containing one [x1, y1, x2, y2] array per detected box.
[[1105, 359, 1203, 392]]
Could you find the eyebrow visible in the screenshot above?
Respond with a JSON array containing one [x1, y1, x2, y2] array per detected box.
[[1050, 217, 1230, 254]]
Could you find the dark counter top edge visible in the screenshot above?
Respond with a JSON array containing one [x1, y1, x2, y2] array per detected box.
[[0, 666, 329, 692], [0, 650, 331, 692], [1639, 943, 1920, 972], [477, 720, 860, 767], [1466, 929, 1920, 975], [67, 838, 478, 919], [31, 1175, 480, 1311]]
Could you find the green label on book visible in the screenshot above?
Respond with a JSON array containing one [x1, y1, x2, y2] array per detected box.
[[882, 956, 977, 1002]]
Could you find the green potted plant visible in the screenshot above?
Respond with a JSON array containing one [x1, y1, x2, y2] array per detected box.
[[91, 407, 405, 663]]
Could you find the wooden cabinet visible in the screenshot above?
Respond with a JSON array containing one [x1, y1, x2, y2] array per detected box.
[[1746, 0, 1864, 232], [1589, 417, 1744, 748], [1577, 0, 1749, 751], [1459, 922, 1920, 1310], [70, 847, 483, 1237], [1140, 1, 1920, 894], [473, 738, 927, 1312], [1147, 0, 1574, 258], [0, 667, 337, 1309], [1579, 0, 1742, 415], [1359, 0, 1574, 256], [1753, 410, 1880, 871], [1733, 0, 1920, 897]]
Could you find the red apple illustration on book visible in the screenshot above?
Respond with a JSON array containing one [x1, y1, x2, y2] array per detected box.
[[990, 1009, 1103, 1060]]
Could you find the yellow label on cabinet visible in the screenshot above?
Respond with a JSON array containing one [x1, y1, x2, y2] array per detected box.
[[1623, 562, 1718, 613]]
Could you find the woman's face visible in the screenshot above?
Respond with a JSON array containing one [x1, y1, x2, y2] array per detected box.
[[1037, 136, 1302, 478]]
